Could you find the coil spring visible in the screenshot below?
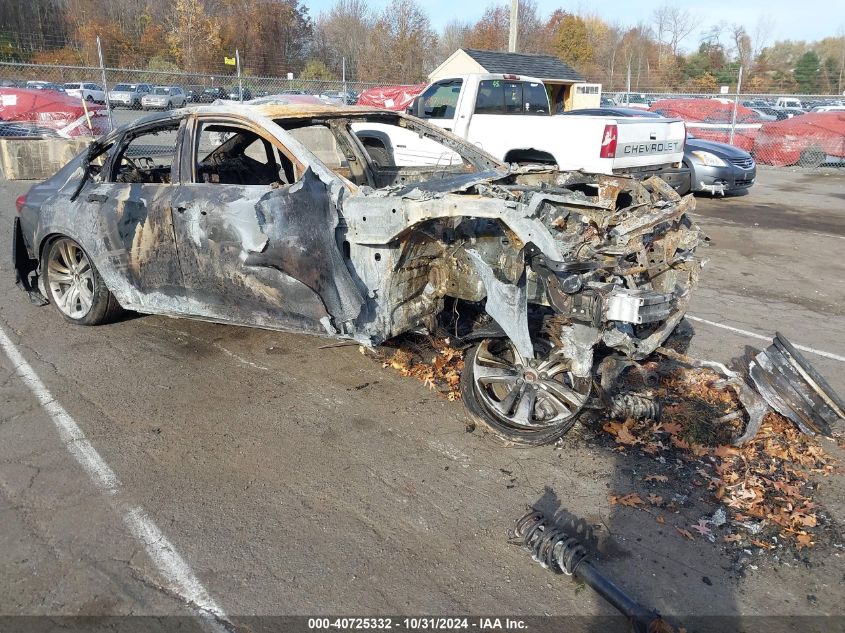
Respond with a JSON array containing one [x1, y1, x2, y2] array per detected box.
[[609, 393, 661, 421], [512, 510, 587, 576]]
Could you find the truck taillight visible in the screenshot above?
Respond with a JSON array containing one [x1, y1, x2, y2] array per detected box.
[[599, 124, 618, 158], [15, 194, 26, 214]]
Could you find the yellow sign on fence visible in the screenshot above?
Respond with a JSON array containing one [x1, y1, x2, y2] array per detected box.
[[224, 56, 236, 66]]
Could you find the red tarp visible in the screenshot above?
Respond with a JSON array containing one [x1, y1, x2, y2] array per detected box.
[[0, 88, 108, 137], [356, 84, 426, 111], [649, 98, 764, 151], [753, 112, 845, 166]]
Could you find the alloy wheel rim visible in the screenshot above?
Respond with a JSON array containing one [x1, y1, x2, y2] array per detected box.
[[472, 338, 590, 430], [48, 240, 94, 319]]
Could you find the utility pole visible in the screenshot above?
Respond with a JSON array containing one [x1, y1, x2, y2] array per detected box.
[[508, 0, 518, 52]]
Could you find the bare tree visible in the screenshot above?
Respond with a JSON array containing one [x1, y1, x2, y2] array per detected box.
[[314, 0, 373, 80], [436, 19, 470, 61], [653, 4, 696, 59]]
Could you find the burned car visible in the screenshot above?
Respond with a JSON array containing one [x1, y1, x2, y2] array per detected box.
[[13, 105, 703, 445]]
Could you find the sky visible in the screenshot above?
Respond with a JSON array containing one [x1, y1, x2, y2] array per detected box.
[[304, 0, 844, 49]]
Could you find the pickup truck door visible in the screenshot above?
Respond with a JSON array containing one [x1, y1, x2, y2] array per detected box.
[[415, 78, 463, 132]]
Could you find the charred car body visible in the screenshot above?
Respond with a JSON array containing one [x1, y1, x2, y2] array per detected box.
[[13, 105, 704, 445]]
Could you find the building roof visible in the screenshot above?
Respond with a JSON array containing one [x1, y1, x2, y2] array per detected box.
[[461, 49, 584, 83]]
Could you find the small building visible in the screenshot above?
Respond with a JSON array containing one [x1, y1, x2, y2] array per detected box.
[[428, 48, 600, 111]]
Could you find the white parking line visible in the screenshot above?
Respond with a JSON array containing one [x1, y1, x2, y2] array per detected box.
[[0, 325, 232, 633], [686, 315, 845, 363]]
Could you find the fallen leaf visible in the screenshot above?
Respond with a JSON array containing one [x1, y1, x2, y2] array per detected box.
[[714, 445, 739, 459], [675, 526, 695, 540], [796, 533, 814, 548], [655, 515, 665, 524], [609, 493, 645, 508], [723, 534, 742, 543], [645, 474, 669, 483], [647, 494, 664, 506]]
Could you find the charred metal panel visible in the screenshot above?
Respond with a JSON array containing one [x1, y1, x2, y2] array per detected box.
[[466, 250, 532, 359], [167, 169, 362, 332]]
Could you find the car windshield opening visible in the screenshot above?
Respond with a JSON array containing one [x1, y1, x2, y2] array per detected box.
[[274, 114, 497, 190]]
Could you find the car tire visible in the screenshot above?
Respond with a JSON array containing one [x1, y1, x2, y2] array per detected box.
[[459, 337, 592, 447], [85, 95, 94, 102], [42, 237, 122, 326], [798, 147, 825, 168]]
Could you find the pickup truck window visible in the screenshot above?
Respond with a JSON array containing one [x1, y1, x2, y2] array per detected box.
[[475, 80, 549, 115], [418, 79, 462, 119]]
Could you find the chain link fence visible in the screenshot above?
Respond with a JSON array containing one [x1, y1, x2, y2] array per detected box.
[[2, 60, 844, 169]]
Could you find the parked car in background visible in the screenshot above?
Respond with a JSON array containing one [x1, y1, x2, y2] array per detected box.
[[775, 97, 804, 110], [228, 86, 252, 101], [811, 105, 845, 113], [25, 81, 65, 93], [63, 82, 105, 102], [570, 106, 756, 195], [682, 132, 756, 195], [108, 83, 153, 108], [318, 89, 358, 105], [773, 106, 806, 118], [747, 108, 776, 121], [184, 86, 205, 103], [754, 112, 845, 167], [197, 87, 228, 103], [612, 93, 652, 109], [749, 106, 788, 120], [140, 86, 187, 110]]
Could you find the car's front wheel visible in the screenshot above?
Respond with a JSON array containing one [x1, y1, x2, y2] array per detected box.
[[460, 337, 592, 446], [43, 237, 121, 325]]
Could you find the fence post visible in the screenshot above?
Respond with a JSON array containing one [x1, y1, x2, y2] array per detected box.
[[96, 36, 114, 131], [235, 49, 243, 102], [342, 57, 347, 103], [729, 65, 743, 146]]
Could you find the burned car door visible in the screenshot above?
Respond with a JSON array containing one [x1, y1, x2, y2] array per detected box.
[[168, 117, 343, 333], [78, 120, 185, 302]]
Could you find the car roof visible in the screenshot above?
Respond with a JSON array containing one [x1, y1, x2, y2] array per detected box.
[[253, 104, 386, 119]]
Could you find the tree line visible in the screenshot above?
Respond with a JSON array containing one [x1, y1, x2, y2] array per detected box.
[[1, 0, 843, 94]]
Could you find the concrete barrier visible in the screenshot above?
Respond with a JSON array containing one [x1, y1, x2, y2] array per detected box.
[[0, 137, 90, 180]]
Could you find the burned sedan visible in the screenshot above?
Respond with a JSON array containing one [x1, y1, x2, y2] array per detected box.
[[13, 105, 703, 445]]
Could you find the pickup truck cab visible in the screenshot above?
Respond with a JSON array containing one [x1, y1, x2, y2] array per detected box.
[[775, 97, 804, 110], [409, 74, 687, 186]]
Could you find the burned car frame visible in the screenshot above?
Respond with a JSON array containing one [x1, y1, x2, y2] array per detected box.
[[13, 104, 703, 445]]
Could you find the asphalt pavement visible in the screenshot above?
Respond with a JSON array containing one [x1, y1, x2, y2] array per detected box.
[[0, 167, 843, 631]]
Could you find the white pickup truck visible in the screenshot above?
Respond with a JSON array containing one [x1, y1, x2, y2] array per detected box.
[[406, 74, 688, 187]]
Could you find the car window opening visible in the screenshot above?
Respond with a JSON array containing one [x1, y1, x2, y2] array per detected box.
[[112, 124, 179, 184], [195, 122, 295, 186]]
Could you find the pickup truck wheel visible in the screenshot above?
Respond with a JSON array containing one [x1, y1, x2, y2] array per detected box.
[[460, 337, 591, 446], [43, 237, 121, 326]]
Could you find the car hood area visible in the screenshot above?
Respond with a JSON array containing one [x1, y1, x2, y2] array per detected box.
[[686, 136, 752, 159]]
